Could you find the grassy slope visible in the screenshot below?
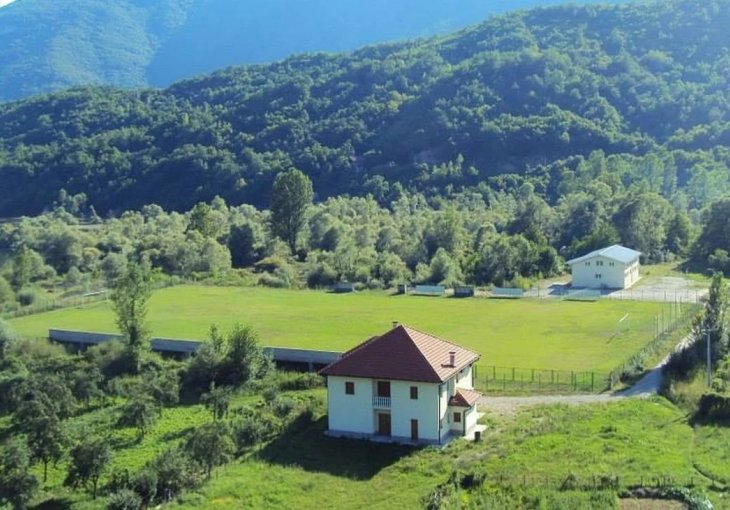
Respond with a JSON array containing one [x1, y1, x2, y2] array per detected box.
[[169, 398, 710, 510], [9, 285, 669, 372]]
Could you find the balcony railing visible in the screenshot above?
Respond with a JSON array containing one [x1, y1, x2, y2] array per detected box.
[[372, 396, 391, 408]]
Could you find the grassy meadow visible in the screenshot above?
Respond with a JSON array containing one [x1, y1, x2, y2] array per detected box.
[[8, 285, 673, 373], [165, 397, 728, 510]]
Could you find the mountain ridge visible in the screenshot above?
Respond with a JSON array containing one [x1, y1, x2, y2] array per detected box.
[[0, 0, 729, 216], [0, 0, 629, 101]]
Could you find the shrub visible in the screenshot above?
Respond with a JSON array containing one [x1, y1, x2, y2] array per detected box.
[[106, 489, 142, 510], [306, 262, 338, 288], [232, 412, 280, 451], [85, 340, 134, 379], [0, 277, 15, 307], [258, 273, 289, 288], [253, 256, 288, 274], [147, 448, 198, 501], [16, 287, 46, 307], [269, 371, 324, 391], [131, 469, 158, 507], [695, 392, 730, 421], [271, 397, 296, 419]]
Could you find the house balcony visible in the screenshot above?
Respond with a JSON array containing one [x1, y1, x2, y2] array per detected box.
[[372, 396, 391, 409]]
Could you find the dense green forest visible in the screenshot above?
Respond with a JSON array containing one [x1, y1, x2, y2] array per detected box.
[[1, 0, 730, 302], [0, 0, 729, 216], [0, 0, 626, 102]]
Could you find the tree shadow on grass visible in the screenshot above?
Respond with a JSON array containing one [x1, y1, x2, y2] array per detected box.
[[161, 426, 195, 442], [32, 498, 73, 510], [257, 416, 417, 480]]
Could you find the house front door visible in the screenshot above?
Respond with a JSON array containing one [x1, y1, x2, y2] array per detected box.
[[377, 413, 391, 436], [410, 419, 418, 441]]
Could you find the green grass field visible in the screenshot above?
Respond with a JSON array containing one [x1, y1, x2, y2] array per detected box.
[[9, 285, 672, 373], [166, 398, 728, 510]]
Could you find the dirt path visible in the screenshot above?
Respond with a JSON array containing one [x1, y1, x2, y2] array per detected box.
[[479, 334, 696, 415]]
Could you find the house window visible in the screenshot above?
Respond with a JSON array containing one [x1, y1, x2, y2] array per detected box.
[[345, 381, 354, 395], [585, 261, 591, 267], [410, 386, 418, 400], [609, 262, 615, 267], [453, 412, 461, 423]]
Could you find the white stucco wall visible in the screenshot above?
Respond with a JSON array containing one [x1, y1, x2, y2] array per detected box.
[[327, 365, 479, 443], [447, 406, 466, 433], [570, 255, 640, 289], [464, 405, 478, 434], [439, 383, 450, 442], [389, 380, 440, 441], [623, 259, 640, 288], [455, 364, 474, 390], [326, 375, 374, 435]]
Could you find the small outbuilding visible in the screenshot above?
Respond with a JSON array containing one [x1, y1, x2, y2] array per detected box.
[[567, 245, 641, 290]]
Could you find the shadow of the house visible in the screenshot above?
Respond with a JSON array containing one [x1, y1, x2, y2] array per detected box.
[[256, 416, 418, 480]]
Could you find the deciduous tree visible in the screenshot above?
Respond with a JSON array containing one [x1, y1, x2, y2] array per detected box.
[[111, 261, 152, 373], [270, 169, 313, 255]]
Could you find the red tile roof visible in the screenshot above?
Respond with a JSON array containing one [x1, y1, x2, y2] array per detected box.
[[448, 389, 482, 408], [319, 325, 480, 383]]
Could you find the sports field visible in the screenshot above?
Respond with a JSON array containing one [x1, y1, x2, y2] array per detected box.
[[9, 285, 671, 373]]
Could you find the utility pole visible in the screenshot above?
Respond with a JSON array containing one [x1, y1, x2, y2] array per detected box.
[[706, 328, 712, 387]]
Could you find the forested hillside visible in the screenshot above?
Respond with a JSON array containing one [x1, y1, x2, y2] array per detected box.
[[0, 0, 625, 102], [0, 0, 728, 218]]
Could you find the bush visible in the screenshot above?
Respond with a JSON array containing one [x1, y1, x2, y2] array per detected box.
[[232, 412, 281, 451], [131, 469, 158, 507], [16, 287, 46, 307], [269, 371, 324, 391], [85, 340, 134, 379], [147, 448, 199, 502], [306, 262, 338, 288], [258, 273, 289, 288], [0, 277, 15, 307], [106, 489, 142, 510], [271, 397, 296, 418], [695, 392, 730, 421], [253, 256, 288, 273]]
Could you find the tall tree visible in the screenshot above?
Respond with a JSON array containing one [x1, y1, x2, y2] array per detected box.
[[703, 273, 729, 363], [27, 414, 66, 482], [0, 320, 18, 361], [185, 421, 234, 479], [111, 261, 152, 373], [118, 395, 160, 439], [220, 324, 269, 386], [65, 436, 111, 499], [0, 439, 38, 510], [270, 169, 314, 255]]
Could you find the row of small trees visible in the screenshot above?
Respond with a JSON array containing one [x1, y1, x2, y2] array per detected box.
[[0, 258, 301, 509], [663, 273, 730, 422]]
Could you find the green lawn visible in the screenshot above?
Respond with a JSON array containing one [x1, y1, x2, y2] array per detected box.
[[168, 398, 721, 510], [9, 285, 672, 373]]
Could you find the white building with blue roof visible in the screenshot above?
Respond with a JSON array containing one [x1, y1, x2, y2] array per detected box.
[[567, 245, 641, 290]]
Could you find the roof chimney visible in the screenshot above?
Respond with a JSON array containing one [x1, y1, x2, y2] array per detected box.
[[392, 320, 399, 329], [449, 351, 456, 367]]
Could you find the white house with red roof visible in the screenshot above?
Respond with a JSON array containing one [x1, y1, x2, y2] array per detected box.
[[319, 325, 484, 445]]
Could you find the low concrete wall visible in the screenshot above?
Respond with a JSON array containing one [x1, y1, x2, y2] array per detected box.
[[262, 346, 341, 365], [49, 328, 120, 345], [48, 329, 342, 366]]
